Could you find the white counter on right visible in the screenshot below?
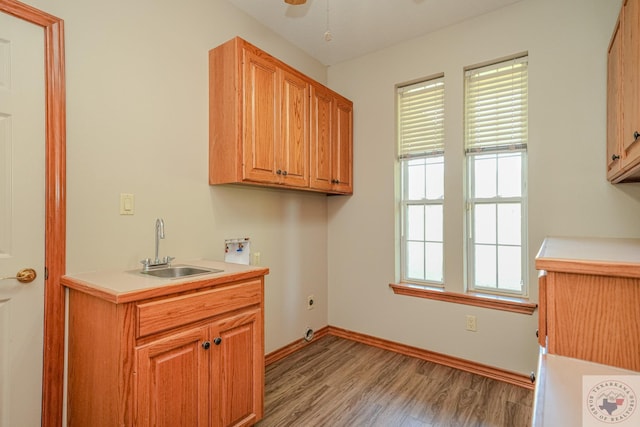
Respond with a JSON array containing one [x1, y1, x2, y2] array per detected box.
[[532, 349, 640, 426]]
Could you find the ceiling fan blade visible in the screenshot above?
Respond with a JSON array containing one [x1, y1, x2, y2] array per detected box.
[[284, 0, 307, 5]]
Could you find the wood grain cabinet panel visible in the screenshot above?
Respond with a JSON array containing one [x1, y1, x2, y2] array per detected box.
[[279, 68, 310, 188], [211, 309, 263, 427], [66, 276, 265, 427], [136, 326, 210, 427], [333, 96, 354, 194], [607, 17, 623, 180], [209, 37, 352, 195], [309, 84, 333, 191], [136, 279, 262, 338], [242, 49, 279, 184], [608, 0, 640, 182], [309, 84, 353, 194], [536, 237, 640, 371], [621, 0, 640, 169]]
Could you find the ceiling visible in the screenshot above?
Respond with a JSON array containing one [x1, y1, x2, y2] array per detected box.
[[225, 0, 524, 66]]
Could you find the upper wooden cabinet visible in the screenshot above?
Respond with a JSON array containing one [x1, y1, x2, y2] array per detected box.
[[607, 17, 623, 180], [607, 0, 640, 182], [209, 37, 353, 195], [309, 83, 353, 194], [241, 48, 309, 188]]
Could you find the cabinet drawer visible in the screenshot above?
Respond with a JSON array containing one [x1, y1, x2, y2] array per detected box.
[[136, 279, 262, 338]]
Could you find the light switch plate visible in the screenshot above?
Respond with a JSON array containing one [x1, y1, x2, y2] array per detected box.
[[120, 193, 135, 215]]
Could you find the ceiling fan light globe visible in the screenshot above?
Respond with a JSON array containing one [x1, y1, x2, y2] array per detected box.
[[284, 0, 307, 5]]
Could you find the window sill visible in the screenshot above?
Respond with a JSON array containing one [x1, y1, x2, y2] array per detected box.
[[389, 283, 537, 315]]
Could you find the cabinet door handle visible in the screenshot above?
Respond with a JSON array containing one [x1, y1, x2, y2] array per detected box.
[[535, 329, 539, 338], [530, 372, 536, 383], [276, 169, 282, 175], [213, 337, 222, 345], [635, 131, 640, 141], [282, 170, 288, 176], [202, 341, 211, 350], [612, 154, 620, 161]]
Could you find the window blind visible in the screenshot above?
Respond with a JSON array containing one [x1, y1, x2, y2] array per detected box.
[[464, 56, 528, 153], [398, 77, 445, 159]]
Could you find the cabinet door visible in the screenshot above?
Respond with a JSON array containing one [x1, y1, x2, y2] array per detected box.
[[333, 97, 353, 194], [309, 84, 334, 191], [607, 17, 623, 180], [280, 69, 309, 187], [622, 0, 640, 167], [136, 326, 210, 427], [546, 272, 640, 371], [243, 48, 279, 184], [211, 309, 263, 427]]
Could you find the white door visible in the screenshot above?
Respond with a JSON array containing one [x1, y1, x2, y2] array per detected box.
[[0, 11, 45, 427]]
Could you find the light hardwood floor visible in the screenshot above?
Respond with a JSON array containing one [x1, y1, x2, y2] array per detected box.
[[256, 335, 533, 427]]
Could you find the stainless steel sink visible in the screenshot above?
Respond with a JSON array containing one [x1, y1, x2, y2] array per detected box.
[[140, 265, 223, 279]]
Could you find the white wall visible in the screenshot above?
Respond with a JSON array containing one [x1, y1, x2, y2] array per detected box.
[[23, 0, 329, 354], [326, 0, 640, 375], [24, 0, 640, 377]]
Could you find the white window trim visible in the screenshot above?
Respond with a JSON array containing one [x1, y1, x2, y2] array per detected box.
[[465, 150, 529, 297], [397, 75, 445, 286], [400, 155, 445, 286], [464, 55, 529, 298]]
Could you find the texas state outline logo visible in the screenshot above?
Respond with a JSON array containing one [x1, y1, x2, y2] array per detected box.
[[583, 376, 639, 425]]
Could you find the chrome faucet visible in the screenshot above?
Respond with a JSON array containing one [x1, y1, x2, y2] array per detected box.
[[155, 218, 165, 264], [140, 218, 174, 271]]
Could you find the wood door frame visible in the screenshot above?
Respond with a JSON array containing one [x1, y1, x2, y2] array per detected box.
[[0, 1, 66, 426]]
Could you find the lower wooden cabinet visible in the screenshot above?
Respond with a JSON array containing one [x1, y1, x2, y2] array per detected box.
[[136, 325, 210, 427], [533, 237, 640, 426], [211, 309, 262, 427], [535, 237, 640, 371], [64, 274, 265, 427], [136, 309, 262, 427]]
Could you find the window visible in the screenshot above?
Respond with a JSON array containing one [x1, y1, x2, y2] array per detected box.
[[398, 76, 445, 285], [464, 56, 528, 296]]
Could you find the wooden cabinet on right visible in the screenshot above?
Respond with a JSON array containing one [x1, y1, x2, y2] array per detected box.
[[309, 83, 353, 194], [607, 0, 640, 182], [535, 237, 640, 371]]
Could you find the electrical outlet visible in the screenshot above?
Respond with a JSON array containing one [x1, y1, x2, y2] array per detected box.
[[307, 295, 315, 310], [252, 252, 261, 265], [465, 315, 477, 332]]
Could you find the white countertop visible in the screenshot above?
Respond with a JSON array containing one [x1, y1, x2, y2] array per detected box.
[[532, 350, 640, 427], [535, 236, 640, 278], [61, 259, 269, 304]]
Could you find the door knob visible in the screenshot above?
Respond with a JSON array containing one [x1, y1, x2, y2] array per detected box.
[[0, 268, 37, 283], [213, 337, 222, 345], [202, 341, 211, 350]]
